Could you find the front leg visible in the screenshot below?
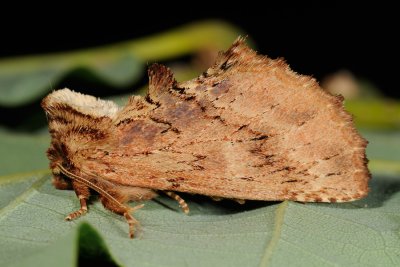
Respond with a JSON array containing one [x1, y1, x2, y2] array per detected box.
[[65, 180, 90, 221]]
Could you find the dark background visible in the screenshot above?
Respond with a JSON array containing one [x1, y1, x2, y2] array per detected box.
[[1, 4, 398, 98]]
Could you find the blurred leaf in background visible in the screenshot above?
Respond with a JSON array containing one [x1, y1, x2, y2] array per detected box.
[[0, 20, 399, 267], [0, 20, 241, 107], [322, 70, 400, 130]]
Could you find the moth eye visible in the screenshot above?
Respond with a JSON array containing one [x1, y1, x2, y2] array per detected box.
[[52, 167, 61, 175]]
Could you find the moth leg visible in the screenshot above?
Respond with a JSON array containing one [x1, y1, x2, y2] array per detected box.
[[124, 204, 144, 239], [99, 190, 144, 239], [234, 199, 246, 204], [65, 181, 90, 221], [164, 191, 190, 214], [210, 196, 223, 201]]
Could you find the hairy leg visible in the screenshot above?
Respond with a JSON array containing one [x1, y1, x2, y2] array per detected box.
[[164, 191, 190, 214], [100, 186, 156, 238], [65, 180, 90, 220]]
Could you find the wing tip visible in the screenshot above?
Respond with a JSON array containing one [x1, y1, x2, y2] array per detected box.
[[148, 63, 176, 89]]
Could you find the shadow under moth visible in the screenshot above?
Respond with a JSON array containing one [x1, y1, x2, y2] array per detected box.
[[41, 38, 370, 238]]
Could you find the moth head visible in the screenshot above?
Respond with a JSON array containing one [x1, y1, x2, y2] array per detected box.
[[41, 88, 120, 186]]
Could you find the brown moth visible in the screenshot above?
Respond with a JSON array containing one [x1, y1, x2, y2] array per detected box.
[[41, 38, 370, 238]]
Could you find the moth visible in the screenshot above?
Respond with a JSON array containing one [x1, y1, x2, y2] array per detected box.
[[42, 38, 370, 238]]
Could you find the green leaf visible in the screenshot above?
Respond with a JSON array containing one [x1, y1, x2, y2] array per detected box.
[[7, 212, 78, 267], [0, 20, 242, 107], [346, 99, 400, 130], [0, 128, 49, 176], [1, 129, 399, 267]]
